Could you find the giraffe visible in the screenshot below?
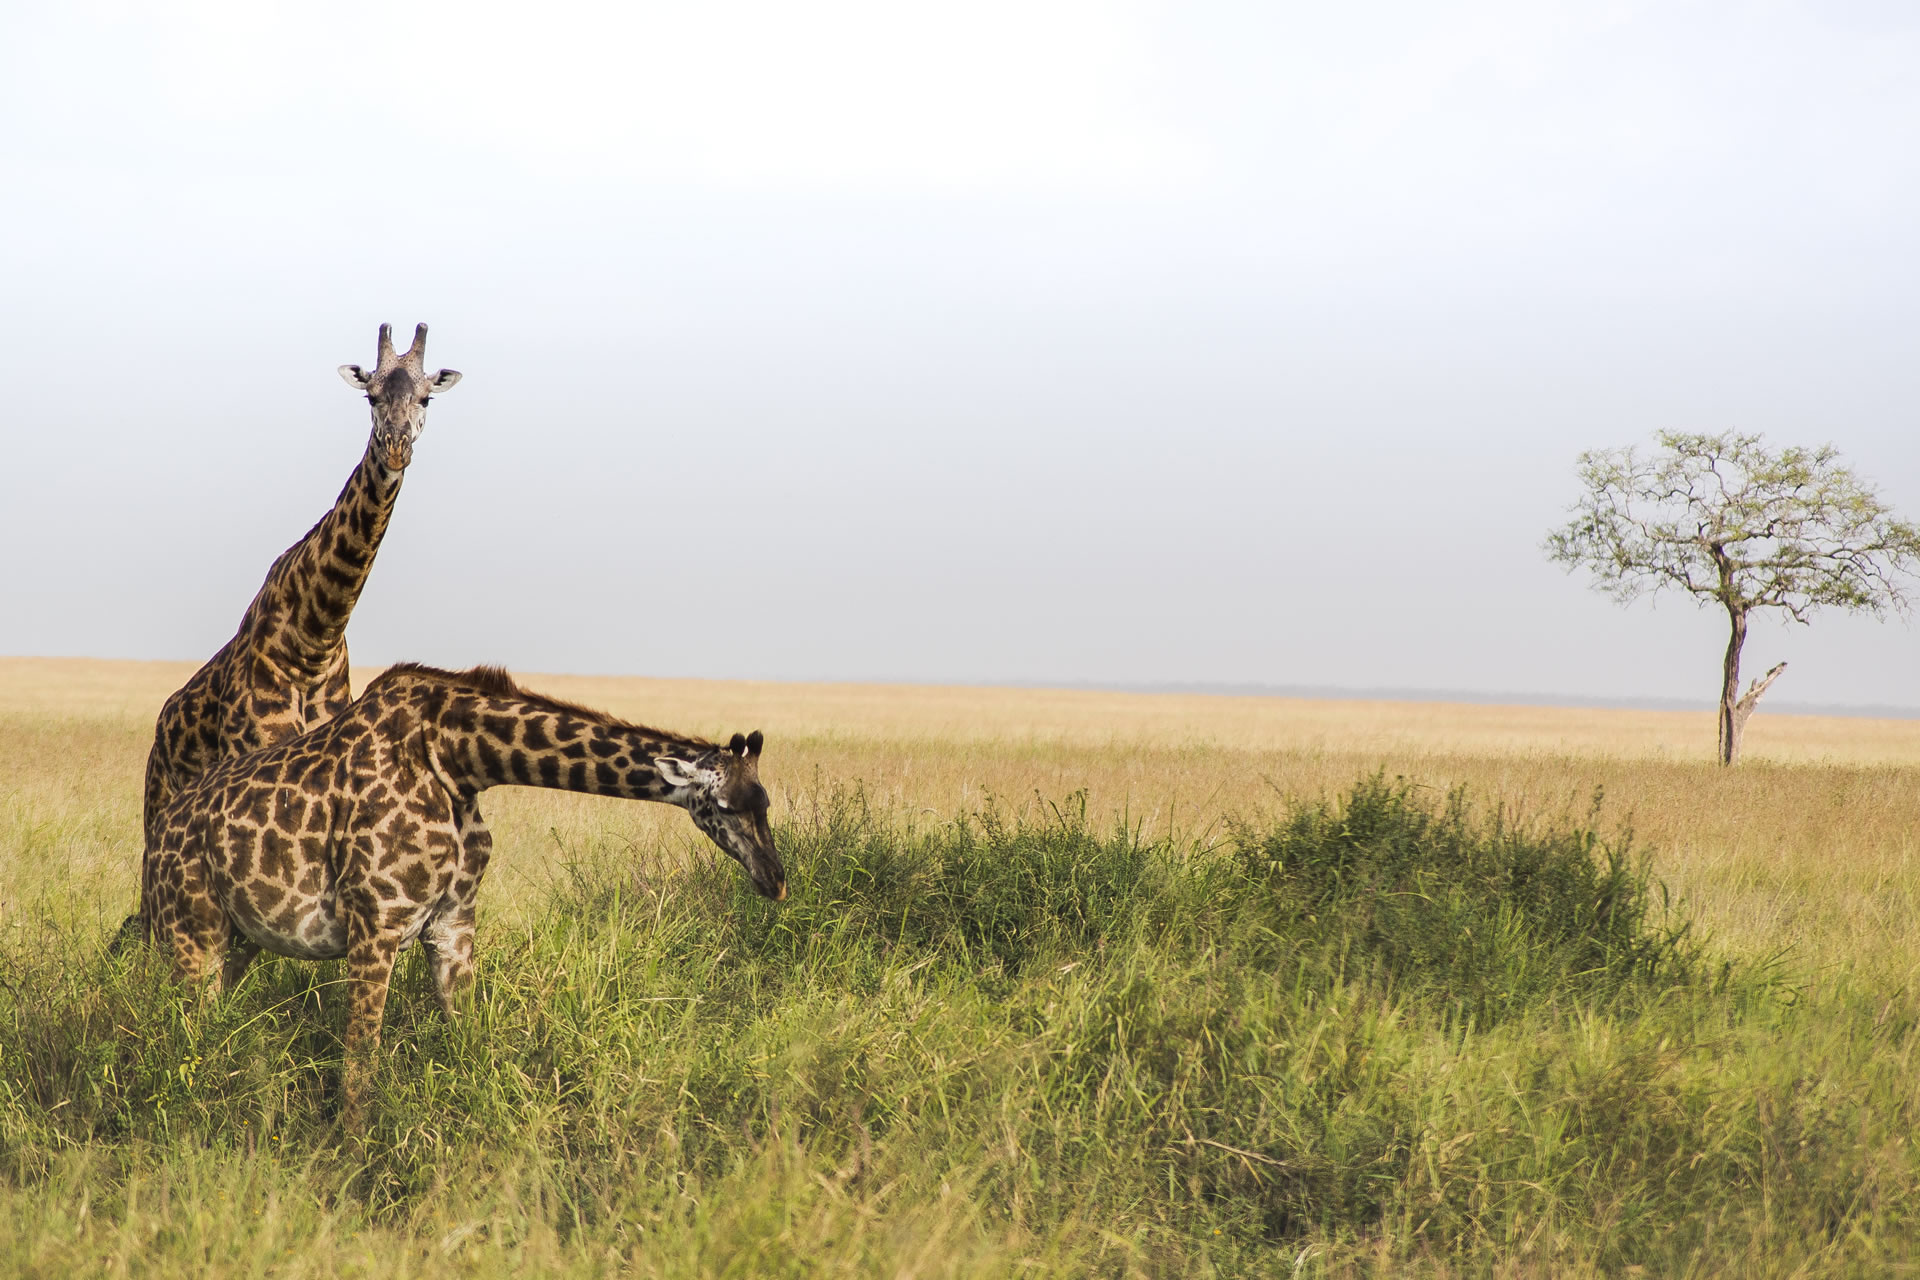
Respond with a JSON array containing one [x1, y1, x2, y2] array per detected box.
[[139, 662, 786, 1119], [138, 323, 462, 855]]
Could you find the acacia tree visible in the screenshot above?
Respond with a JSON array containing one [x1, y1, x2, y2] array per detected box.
[[1546, 430, 1920, 765]]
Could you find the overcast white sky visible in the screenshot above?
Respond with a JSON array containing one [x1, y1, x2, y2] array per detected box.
[[5, 1, 1920, 708]]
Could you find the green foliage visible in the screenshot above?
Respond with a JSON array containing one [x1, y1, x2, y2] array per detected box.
[[1237, 777, 1695, 1022], [1545, 428, 1920, 620], [0, 779, 1914, 1275]]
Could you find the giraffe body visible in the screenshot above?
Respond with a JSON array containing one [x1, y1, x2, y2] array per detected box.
[[140, 323, 460, 852], [140, 663, 784, 1117]]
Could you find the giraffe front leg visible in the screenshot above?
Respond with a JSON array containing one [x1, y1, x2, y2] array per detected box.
[[423, 800, 493, 1020], [341, 931, 400, 1127]]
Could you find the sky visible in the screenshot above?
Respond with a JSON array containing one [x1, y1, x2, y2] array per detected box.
[[5, 0, 1920, 709]]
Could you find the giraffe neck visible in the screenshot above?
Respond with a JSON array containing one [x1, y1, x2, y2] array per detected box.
[[247, 439, 404, 680], [425, 691, 703, 804]]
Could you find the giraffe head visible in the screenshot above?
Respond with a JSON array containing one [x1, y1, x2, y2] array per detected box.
[[336, 323, 463, 470], [655, 730, 787, 901]]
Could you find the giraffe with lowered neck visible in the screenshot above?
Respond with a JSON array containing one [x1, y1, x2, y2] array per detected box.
[[139, 323, 462, 853], [140, 662, 787, 1119]]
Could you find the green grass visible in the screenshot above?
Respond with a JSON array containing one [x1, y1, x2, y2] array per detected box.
[[2, 778, 1917, 1276]]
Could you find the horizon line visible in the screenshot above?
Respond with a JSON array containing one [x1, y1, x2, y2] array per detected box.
[[978, 679, 1920, 722], [10, 654, 1915, 722]]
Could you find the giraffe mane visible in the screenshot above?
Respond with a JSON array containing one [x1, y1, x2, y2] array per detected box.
[[372, 662, 717, 749]]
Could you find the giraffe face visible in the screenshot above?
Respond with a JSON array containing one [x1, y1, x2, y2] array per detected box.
[[337, 323, 462, 471], [655, 731, 787, 901], [337, 363, 463, 470]]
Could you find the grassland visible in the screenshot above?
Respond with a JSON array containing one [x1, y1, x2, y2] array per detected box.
[[3, 656, 1920, 1276]]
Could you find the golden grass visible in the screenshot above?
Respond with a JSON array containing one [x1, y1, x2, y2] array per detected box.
[[9, 655, 1920, 764], [4, 656, 1918, 986]]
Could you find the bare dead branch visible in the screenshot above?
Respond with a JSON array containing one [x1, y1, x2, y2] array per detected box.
[[1736, 662, 1788, 719]]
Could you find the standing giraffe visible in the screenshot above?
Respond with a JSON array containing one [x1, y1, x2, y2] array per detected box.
[[138, 324, 462, 853], [139, 663, 786, 1119]]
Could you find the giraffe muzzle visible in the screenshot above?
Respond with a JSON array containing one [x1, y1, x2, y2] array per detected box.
[[376, 433, 414, 470], [746, 851, 788, 901]]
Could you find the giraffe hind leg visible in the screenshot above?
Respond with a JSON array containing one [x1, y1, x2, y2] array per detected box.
[[421, 906, 479, 1020], [219, 934, 263, 993], [144, 861, 224, 986], [160, 919, 223, 987], [422, 799, 492, 1019], [106, 913, 148, 958]]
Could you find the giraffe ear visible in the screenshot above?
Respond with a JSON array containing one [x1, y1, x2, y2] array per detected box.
[[338, 364, 373, 390], [654, 756, 705, 789], [429, 368, 463, 394]]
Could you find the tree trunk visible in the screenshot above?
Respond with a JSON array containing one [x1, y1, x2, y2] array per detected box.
[[1716, 605, 1786, 765], [1717, 606, 1747, 766]]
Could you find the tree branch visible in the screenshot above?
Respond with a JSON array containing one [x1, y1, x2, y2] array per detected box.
[[1736, 661, 1787, 719]]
